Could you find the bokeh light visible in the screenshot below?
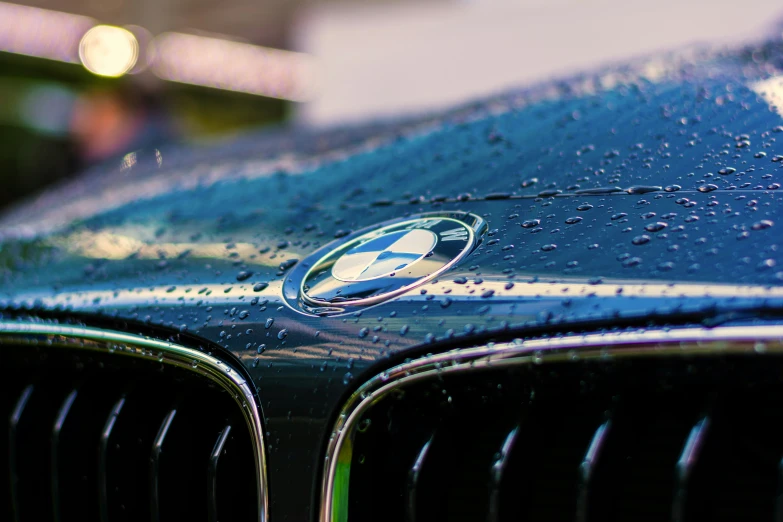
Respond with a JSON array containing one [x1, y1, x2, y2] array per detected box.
[[79, 25, 139, 78]]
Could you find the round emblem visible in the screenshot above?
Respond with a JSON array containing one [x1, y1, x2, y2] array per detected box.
[[289, 212, 486, 311]]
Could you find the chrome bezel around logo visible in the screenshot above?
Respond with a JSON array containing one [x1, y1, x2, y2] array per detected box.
[[319, 325, 783, 522], [0, 321, 269, 522], [283, 212, 487, 315]]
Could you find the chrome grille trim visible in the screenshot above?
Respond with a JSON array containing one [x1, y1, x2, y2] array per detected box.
[[320, 325, 783, 522], [0, 321, 268, 522]]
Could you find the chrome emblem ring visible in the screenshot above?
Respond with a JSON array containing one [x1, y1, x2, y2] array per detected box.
[[294, 212, 486, 309]]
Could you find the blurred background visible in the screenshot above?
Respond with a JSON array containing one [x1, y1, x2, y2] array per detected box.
[[1, 0, 782, 211]]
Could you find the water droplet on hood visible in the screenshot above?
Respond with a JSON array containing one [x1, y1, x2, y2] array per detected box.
[[521, 219, 541, 228], [236, 270, 253, 282], [644, 222, 667, 232], [575, 186, 623, 195], [751, 220, 773, 230], [626, 185, 661, 194]]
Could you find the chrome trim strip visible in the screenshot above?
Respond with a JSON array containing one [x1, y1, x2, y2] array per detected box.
[[0, 321, 268, 522], [320, 325, 783, 522]]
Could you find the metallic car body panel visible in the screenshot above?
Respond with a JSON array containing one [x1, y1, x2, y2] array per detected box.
[[2, 42, 783, 519]]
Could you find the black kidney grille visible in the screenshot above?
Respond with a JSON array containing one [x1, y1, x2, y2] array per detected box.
[[344, 356, 783, 522], [1, 341, 259, 522]]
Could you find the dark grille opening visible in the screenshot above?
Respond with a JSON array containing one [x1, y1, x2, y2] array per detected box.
[[1, 341, 259, 522], [345, 356, 783, 522]]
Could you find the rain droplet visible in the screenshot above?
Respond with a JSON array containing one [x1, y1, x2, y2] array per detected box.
[[751, 220, 773, 230], [626, 185, 661, 194], [236, 270, 253, 281], [644, 222, 667, 232], [575, 186, 623, 195], [279, 259, 298, 271], [622, 257, 642, 267]]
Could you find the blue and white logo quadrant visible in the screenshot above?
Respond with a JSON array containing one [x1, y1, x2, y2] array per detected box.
[[331, 229, 437, 282]]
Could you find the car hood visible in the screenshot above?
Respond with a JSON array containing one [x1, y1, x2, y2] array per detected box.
[[3, 44, 783, 319]]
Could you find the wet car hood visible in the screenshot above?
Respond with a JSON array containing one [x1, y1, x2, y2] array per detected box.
[[2, 40, 783, 518]]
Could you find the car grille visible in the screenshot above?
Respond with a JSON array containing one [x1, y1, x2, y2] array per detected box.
[[323, 326, 783, 522], [0, 322, 265, 522]]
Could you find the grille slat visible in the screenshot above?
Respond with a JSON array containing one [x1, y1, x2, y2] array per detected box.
[[149, 408, 177, 522], [208, 425, 232, 522], [1, 334, 263, 522], [672, 416, 710, 522], [98, 396, 126, 522], [405, 435, 433, 522], [51, 388, 79, 522], [576, 419, 611, 522], [8, 384, 34, 522], [487, 425, 520, 522]]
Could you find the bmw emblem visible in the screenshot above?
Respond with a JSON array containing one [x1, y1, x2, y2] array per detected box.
[[285, 212, 487, 312]]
